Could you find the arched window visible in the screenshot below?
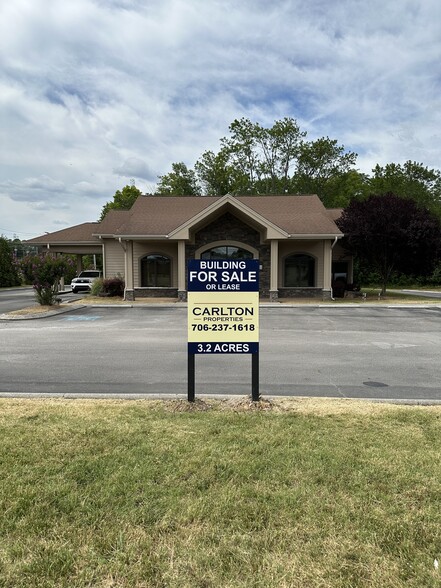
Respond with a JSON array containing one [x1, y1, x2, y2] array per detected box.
[[201, 246, 254, 260], [140, 254, 171, 287], [284, 254, 315, 287]]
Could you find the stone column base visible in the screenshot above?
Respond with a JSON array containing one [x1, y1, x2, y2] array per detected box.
[[178, 290, 187, 302], [322, 289, 332, 301], [269, 290, 279, 302], [124, 289, 135, 301]]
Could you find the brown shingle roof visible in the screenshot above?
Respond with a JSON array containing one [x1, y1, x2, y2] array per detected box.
[[113, 196, 220, 236], [237, 195, 341, 235], [25, 222, 100, 244], [26, 194, 342, 243], [327, 208, 343, 222], [93, 210, 131, 234], [104, 194, 341, 237]]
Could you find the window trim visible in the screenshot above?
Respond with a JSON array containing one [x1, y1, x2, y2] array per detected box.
[[196, 240, 258, 260]]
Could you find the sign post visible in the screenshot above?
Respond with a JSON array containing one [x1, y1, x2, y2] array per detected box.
[[187, 259, 260, 401]]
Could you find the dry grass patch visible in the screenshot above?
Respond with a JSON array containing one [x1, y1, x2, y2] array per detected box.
[[1, 304, 70, 317], [73, 296, 180, 305]]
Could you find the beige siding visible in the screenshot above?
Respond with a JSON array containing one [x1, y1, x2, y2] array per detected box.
[[133, 241, 178, 287], [103, 239, 125, 279], [278, 240, 324, 288]]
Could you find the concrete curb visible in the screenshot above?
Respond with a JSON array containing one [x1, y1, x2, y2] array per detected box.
[[1, 392, 441, 406], [0, 304, 87, 321]]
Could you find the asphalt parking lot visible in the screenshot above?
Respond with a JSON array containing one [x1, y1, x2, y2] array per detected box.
[[1, 304, 441, 400]]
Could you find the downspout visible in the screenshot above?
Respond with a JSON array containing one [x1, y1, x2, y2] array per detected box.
[[330, 236, 339, 301]]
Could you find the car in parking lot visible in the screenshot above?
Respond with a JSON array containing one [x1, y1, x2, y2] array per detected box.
[[71, 270, 102, 293]]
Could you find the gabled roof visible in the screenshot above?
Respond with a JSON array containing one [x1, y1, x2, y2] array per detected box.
[[26, 194, 342, 244], [99, 194, 342, 240], [168, 195, 289, 240]]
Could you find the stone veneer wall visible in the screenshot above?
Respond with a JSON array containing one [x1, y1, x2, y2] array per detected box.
[[186, 212, 271, 295], [278, 288, 324, 299], [133, 288, 178, 298]]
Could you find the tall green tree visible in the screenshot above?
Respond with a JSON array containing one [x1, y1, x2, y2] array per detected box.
[[194, 149, 240, 196], [337, 193, 441, 294], [156, 162, 200, 195], [369, 161, 441, 215], [0, 237, 21, 287], [100, 184, 142, 221], [292, 137, 358, 207], [219, 117, 305, 194], [160, 118, 358, 201]]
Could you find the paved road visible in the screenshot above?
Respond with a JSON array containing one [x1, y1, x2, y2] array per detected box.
[[0, 287, 39, 313], [0, 287, 78, 314], [1, 305, 440, 400]]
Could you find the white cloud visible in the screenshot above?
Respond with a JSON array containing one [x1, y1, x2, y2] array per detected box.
[[0, 0, 440, 238]]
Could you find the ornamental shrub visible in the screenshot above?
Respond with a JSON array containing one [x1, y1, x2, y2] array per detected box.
[[102, 276, 125, 297], [19, 254, 74, 305]]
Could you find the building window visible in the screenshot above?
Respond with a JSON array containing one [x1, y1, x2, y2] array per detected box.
[[140, 255, 171, 287], [284, 254, 315, 287], [201, 246, 254, 260]]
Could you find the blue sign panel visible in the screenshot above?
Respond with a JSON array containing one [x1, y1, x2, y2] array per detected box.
[[188, 342, 259, 354], [188, 259, 259, 292]]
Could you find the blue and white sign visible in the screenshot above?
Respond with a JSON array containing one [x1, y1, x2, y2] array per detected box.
[[188, 259, 260, 292], [188, 259, 259, 355]]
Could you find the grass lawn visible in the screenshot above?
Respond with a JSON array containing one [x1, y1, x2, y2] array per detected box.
[[1, 398, 441, 587]]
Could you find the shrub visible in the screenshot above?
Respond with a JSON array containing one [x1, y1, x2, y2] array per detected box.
[[102, 276, 125, 297], [90, 278, 104, 297]]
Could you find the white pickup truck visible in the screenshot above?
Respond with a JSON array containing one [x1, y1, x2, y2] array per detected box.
[[70, 270, 102, 293]]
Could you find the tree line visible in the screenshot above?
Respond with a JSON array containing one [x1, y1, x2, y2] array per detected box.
[[154, 117, 441, 214], [100, 117, 441, 220]]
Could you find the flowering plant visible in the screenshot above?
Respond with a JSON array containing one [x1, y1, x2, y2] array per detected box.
[[19, 254, 73, 305]]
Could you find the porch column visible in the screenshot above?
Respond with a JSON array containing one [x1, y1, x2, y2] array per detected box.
[[101, 242, 106, 279], [177, 240, 186, 302], [76, 254, 82, 275], [269, 240, 279, 302], [323, 240, 332, 300], [124, 241, 134, 301]]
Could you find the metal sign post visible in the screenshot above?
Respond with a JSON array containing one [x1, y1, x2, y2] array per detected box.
[[187, 259, 260, 401]]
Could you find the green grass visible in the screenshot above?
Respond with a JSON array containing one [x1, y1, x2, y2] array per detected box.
[[1, 398, 441, 587]]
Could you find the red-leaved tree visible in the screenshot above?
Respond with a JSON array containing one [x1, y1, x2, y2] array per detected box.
[[337, 193, 441, 294]]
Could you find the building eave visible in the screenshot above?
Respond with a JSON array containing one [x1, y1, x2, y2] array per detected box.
[[111, 235, 169, 240], [288, 234, 343, 239]]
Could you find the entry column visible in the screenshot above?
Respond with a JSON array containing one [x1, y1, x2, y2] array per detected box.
[[269, 240, 279, 301], [124, 241, 134, 301], [177, 240, 186, 301]]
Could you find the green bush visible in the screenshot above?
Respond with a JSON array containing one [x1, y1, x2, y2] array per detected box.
[[90, 278, 104, 296]]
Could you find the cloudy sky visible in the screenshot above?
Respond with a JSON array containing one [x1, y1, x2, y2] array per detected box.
[[1, 0, 440, 239]]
